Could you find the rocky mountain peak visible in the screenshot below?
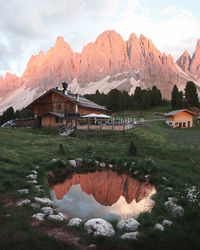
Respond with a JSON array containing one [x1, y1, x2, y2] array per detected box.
[[176, 50, 191, 72], [189, 39, 200, 75]]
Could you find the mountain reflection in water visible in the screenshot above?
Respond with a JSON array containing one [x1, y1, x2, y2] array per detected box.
[[50, 170, 156, 220]]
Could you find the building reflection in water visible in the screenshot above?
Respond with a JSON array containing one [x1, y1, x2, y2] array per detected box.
[[50, 170, 156, 220]]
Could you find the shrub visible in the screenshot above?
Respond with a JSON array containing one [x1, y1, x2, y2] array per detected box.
[[128, 141, 137, 156], [58, 144, 65, 154]]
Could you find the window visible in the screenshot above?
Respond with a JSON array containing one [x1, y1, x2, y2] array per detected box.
[[188, 121, 190, 127], [183, 122, 186, 128], [55, 117, 59, 123], [56, 104, 61, 109]]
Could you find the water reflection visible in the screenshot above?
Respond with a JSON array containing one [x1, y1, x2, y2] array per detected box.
[[50, 170, 156, 220]]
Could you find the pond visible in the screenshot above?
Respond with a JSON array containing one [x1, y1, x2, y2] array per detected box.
[[50, 170, 156, 220]]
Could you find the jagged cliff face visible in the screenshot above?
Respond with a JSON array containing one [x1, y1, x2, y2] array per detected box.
[[0, 30, 199, 113], [177, 39, 200, 77], [51, 170, 155, 206]]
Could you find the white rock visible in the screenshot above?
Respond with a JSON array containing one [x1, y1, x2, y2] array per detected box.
[[58, 212, 66, 220], [50, 159, 58, 163], [172, 205, 184, 217], [84, 218, 115, 237], [34, 197, 53, 207], [27, 180, 37, 185], [17, 189, 29, 194], [164, 187, 173, 191], [31, 203, 41, 209], [168, 197, 178, 203], [121, 232, 139, 240], [164, 200, 175, 209], [162, 220, 173, 226], [69, 160, 76, 168], [99, 163, 106, 168], [95, 161, 100, 167], [67, 218, 83, 227], [34, 165, 40, 170], [30, 170, 37, 175], [48, 214, 64, 222], [32, 213, 45, 221], [87, 244, 97, 249], [154, 223, 165, 231], [75, 158, 83, 167], [16, 199, 31, 207], [116, 218, 140, 231], [108, 164, 113, 168], [27, 174, 37, 180], [34, 185, 42, 189], [41, 207, 53, 215]]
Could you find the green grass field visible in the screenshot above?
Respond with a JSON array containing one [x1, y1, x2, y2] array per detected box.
[[0, 110, 200, 250]]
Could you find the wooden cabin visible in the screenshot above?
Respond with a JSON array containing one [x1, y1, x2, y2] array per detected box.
[[25, 87, 108, 129], [164, 109, 194, 128]]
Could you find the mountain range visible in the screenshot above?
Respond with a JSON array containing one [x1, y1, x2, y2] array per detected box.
[[0, 30, 200, 113]]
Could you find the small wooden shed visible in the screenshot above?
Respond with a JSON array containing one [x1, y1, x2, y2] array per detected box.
[[164, 109, 195, 128]]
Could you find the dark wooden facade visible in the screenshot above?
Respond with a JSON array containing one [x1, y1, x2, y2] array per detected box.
[[26, 88, 107, 129]]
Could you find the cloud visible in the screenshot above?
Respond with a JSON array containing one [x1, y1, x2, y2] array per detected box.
[[0, 0, 199, 76]]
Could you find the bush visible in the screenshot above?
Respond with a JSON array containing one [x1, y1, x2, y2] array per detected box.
[[58, 144, 65, 154], [128, 141, 137, 156]]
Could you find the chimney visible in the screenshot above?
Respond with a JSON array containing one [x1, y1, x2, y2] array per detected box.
[[61, 82, 68, 95]]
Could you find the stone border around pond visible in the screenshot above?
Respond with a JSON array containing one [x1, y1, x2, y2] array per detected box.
[[15, 159, 185, 239]]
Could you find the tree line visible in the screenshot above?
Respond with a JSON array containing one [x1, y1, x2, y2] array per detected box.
[[171, 81, 199, 110], [0, 107, 33, 125], [84, 85, 164, 112]]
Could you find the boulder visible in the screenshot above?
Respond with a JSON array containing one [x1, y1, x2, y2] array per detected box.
[[154, 223, 165, 231], [50, 159, 58, 163], [164, 200, 175, 209], [17, 189, 29, 194], [27, 180, 37, 185], [31, 203, 41, 209], [164, 187, 173, 191], [108, 164, 113, 168], [16, 199, 31, 207], [48, 214, 64, 222], [34, 165, 40, 170], [87, 244, 97, 249], [75, 158, 83, 167], [34, 197, 53, 207], [168, 197, 178, 203], [69, 160, 76, 168], [30, 170, 37, 175], [41, 207, 53, 215], [162, 220, 173, 226], [58, 212, 66, 220], [116, 218, 140, 231], [27, 174, 37, 180], [172, 205, 184, 217], [95, 161, 100, 167], [32, 213, 45, 221], [84, 218, 115, 237], [67, 218, 83, 227], [99, 163, 106, 168], [121, 232, 139, 240]]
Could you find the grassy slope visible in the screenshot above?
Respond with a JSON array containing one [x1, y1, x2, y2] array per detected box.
[[0, 110, 200, 250]]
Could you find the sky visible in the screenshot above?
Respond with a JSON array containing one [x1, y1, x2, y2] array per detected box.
[[0, 0, 200, 77]]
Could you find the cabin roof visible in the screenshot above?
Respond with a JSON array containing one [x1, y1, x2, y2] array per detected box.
[[164, 109, 195, 117], [26, 88, 108, 111]]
